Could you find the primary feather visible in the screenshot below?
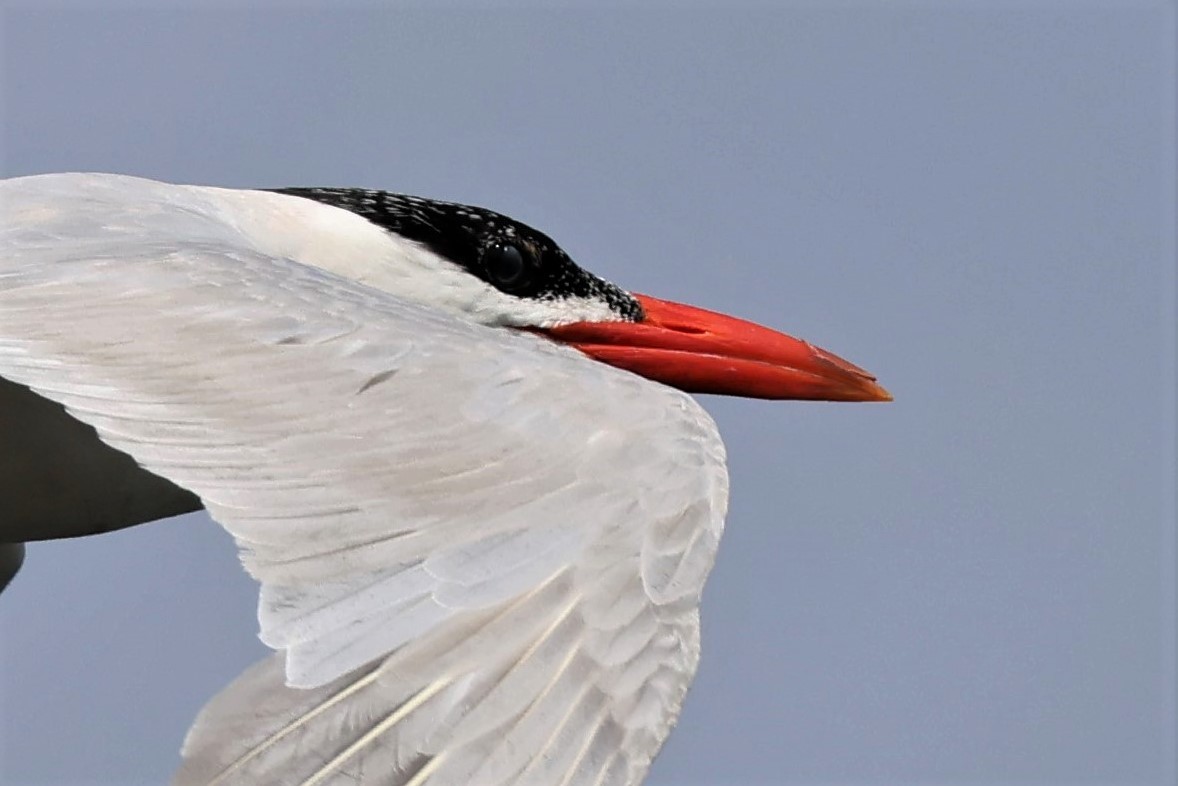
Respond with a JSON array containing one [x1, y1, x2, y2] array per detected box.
[[0, 173, 730, 785]]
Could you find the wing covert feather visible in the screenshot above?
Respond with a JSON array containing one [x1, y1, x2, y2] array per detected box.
[[0, 173, 730, 785]]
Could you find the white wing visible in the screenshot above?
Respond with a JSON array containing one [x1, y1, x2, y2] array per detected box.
[[0, 173, 730, 786]]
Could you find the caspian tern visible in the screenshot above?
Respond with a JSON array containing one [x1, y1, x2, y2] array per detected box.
[[0, 173, 889, 786]]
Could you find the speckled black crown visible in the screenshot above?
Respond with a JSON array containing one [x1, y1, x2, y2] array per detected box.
[[271, 188, 643, 321]]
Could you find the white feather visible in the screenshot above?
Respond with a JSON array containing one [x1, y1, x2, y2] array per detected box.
[[0, 173, 730, 786]]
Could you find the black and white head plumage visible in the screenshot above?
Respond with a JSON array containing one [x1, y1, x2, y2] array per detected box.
[[271, 188, 644, 324]]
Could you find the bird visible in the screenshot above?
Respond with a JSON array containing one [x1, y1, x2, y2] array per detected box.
[[0, 172, 890, 786]]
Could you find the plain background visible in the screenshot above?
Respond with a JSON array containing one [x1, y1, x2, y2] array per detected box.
[[0, 3, 1174, 785]]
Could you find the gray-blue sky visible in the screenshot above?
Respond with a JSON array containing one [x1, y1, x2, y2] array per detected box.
[[0, 3, 1174, 785]]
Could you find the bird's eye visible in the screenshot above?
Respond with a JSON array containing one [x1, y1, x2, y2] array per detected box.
[[481, 241, 536, 292]]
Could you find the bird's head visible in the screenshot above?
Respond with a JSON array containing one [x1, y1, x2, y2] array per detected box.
[[271, 187, 891, 402]]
